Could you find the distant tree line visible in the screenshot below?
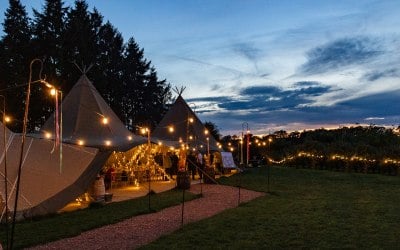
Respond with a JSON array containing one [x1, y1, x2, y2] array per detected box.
[[0, 0, 172, 132], [221, 126, 400, 175]]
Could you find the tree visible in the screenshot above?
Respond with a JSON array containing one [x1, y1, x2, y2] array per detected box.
[[121, 39, 171, 130], [1, 0, 173, 133], [32, 0, 67, 81], [93, 21, 125, 118], [141, 66, 171, 128], [204, 121, 221, 141], [29, 0, 68, 130], [0, 0, 33, 132], [62, 0, 103, 93], [121, 37, 151, 129]]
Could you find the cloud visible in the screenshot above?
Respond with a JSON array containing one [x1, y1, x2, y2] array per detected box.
[[192, 85, 400, 135], [168, 55, 246, 76], [232, 42, 262, 62], [292, 81, 320, 88], [338, 91, 400, 117], [188, 82, 334, 114], [239, 86, 281, 96], [362, 68, 400, 81], [365, 117, 385, 121], [300, 37, 382, 75]]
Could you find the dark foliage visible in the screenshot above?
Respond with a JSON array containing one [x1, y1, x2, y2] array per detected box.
[[0, 0, 171, 132], [223, 125, 400, 176]]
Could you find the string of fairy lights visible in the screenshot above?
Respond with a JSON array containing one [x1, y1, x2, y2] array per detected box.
[[266, 151, 400, 165]]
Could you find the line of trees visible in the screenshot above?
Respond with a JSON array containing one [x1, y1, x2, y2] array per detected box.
[[267, 126, 400, 161], [222, 125, 400, 166], [0, 0, 172, 132]]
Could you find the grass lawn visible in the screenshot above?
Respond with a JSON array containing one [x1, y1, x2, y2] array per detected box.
[[141, 166, 400, 249], [0, 189, 199, 249]]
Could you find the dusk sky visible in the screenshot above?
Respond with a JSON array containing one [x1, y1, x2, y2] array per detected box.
[[1, 0, 400, 136]]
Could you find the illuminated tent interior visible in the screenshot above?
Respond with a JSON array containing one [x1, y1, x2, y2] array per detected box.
[[103, 143, 179, 188]]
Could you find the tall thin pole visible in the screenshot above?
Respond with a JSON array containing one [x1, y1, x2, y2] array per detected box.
[[240, 131, 243, 166], [1, 95, 9, 249], [59, 91, 63, 174], [206, 137, 209, 162], [147, 129, 151, 211], [242, 122, 248, 167], [10, 59, 41, 249], [267, 138, 272, 193], [267, 163, 270, 193], [181, 188, 185, 227], [246, 129, 250, 166]]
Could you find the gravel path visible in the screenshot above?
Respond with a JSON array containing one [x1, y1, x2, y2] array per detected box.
[[30, 184, 265, 250]]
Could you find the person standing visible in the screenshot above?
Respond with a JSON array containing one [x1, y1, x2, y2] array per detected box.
[[170, 152, 179, 177], [163, 152, 172, 178], [197, 152, 204, 179], [188, 152, 197, 180], [104, 166, 115, 190]]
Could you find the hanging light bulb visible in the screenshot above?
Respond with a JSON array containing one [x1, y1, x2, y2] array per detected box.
[[50, 88, 57, 96]]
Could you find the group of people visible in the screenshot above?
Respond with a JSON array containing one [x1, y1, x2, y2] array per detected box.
[[101, 149, 223, 189], [160, 151, 179, 177], [162, 150, 224, 180], [159, 150, 211, 180], [102, 166, 130, 190]]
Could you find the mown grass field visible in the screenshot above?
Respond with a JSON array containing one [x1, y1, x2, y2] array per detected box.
[[141, 166, 400, 249]]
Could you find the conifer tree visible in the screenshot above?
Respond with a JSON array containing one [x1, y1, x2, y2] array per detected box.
[[0, 0, 32, 131], [121, 37, 151, 130], [30, 0, 68, 130], [94, 21, 125, 119], [62, 0, 103, 93], [143, 66, 171, 128], [0, 0, 172, 132]]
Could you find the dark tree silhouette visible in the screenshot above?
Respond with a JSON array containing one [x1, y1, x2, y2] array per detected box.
[[204, 121, 221, 141], [0, 0, 32, 131], [0, 0, 172, 132]]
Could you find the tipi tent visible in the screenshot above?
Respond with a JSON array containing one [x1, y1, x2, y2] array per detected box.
[[152, 94, 219, 152], [0, 122, 105, 219], [40, 74, 146, 150], [0, 74, 147, 218]]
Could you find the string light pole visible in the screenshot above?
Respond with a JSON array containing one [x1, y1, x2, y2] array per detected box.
[[141, 127, 151, 211], [10, 59, 58, 249], [242, 122, 249, 167], [49, 87, 63, 173], [0, 95, 10, 248], [205, 129, 210, 162], [267, 137, 272, 193]]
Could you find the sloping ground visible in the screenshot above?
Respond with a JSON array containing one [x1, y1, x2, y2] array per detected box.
[[30, 184, 265, 249]]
